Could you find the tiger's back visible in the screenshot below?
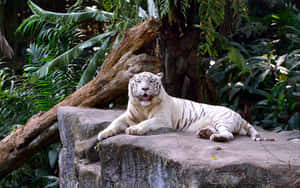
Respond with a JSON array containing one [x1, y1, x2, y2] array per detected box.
[[169, 97, 247, 135]]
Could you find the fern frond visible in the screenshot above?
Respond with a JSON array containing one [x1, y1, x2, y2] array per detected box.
[[180, 0, 189, 20], [159, 0, 169, 18]]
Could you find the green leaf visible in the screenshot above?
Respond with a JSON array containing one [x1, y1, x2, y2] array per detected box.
[[16, 15, 43, 36], [28, 0, 113, 25], [227, 47, 251, 75], [271, 14, 280, 20], [290, 61, 300, 70], [251, 88, 268, 96], [77, 37, 110, 89], [252, 69, 270, 89], [34, 31, 115, 78], [229, 41, 250, 57]]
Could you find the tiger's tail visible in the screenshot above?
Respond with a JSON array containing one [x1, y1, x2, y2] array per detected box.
[[243, 121, 275, 142]]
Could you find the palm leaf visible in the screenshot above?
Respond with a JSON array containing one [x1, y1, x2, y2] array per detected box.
[[16, 15, 44, 39], [28, 0, 113, 25], [34, 31, 115, 79], [77, 37, 110, 89]]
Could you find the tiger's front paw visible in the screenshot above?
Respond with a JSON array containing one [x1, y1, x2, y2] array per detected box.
[[125, 126, 144, 135], [97, 129, 113, 141]]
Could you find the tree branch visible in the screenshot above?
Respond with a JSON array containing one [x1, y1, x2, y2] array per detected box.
[[0, 18, 161, 177]]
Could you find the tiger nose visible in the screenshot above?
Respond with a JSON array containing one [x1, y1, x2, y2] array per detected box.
[[142, 87, 149, 91]]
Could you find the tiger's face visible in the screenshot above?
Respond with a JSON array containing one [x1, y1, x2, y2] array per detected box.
[[129, 72, 163, 106]]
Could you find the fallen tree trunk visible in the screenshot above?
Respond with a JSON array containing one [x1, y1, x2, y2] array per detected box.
[[0, 18, 161, 178]]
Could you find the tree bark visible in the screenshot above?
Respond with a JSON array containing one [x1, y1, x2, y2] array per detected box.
[[0, 18, 161, 178], [158, 24, 216, 104], [0, 26, 14, 60]]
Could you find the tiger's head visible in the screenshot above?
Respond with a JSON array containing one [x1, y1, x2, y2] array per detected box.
[[129, 72, 164, 107]]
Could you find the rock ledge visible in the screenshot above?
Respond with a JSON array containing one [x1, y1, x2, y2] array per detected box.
[[58, 106, 300, 188]]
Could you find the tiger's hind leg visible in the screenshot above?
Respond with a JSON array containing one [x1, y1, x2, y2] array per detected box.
[[210, 125, 234, 142], [242, 121, 261, 141]]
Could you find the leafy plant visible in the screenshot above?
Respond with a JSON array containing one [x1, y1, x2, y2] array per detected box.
[[209, 3, 300, 130], [33, 31, 114, 79], [255, 81, 298, 130], [17, 0, 151, 86], [0, 143, 60, 188], [209, 46, 299, 130], [77, 37, 110, 89], [27, 0, 113, 25], [156, 0, 226, 56], [0, 66, 33, 139], [254, 50, 300, 130], [197, 0, 225, 56]]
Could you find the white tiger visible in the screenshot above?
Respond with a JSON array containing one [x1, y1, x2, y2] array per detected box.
[[98, 72, 267, 142]]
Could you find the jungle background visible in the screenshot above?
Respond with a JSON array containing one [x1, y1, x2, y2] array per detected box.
[[0, 0, 299, 187]]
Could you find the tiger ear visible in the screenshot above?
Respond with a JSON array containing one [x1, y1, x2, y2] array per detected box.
[[156, 72, 164, 79]]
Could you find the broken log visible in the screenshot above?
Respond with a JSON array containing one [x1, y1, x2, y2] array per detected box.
[[0, 18, 161, 178]]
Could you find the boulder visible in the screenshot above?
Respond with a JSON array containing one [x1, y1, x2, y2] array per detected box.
[[58, 106, 124, 188], [58, 106, 300, 188]]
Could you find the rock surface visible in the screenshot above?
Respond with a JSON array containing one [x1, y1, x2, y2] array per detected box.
[[58, 106, 124, 188], [58, 106, 300, 188]]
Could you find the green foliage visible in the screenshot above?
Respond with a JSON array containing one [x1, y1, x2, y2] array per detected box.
[[77, 37, 110, 89], [156, 0, 227, 56], [159, 0, 170, 18], [34, 31, 114, 79], [208, 1, 299, 130], [0, 143, 60, 188], [0, 66, 61, 187], [255, 81, 298, 130], [227, 47, 250, 75], [102, 0, 146, 34], [0, 66, 33, 139], [209, 45, 299, 130], [197, 0, 225, 56], [253, 50, 300, 130], [158, 0, 189, 20], [17, 0, 148, 82], [28, 0, 113, 25]]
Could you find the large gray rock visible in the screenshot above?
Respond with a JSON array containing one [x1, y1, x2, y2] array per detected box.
[[58, 106, 124, 188], [58, 107, 300, 188]]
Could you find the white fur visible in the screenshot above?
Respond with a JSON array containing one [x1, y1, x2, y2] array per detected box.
[[140, 101, 151, 107], [97, 72, 261, 142]]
